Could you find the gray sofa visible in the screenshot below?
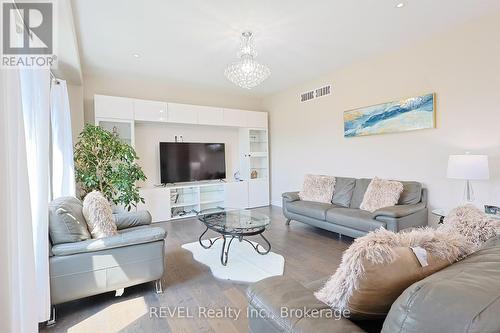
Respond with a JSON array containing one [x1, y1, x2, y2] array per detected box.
[[283, 177, 428, 238], [247, 235, 500, 333], [48, 197, 167, 324]]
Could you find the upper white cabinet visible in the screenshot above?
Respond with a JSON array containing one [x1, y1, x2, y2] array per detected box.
[[223, 108, 267, 128], [134, 99, 168, 122], [247, 111, 268, 128], [223, 108, 249, 127], [94, 95, 267, 130], [194, 106, 223, 126], [167, 103, 199, 124], [94, 95, 134, 120]]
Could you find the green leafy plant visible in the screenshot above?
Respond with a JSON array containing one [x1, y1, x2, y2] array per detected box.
[[74, 124, 146, 210]]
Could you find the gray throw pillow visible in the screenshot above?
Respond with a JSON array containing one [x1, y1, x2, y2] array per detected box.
[[331, 177, 356, 207], [49, 197, 91, 244]]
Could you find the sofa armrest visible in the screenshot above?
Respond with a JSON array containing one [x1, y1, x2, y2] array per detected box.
[[51, 226, 166, 256], [372, 203, 426, 219], [282, 191, 300, 202], [113, 210, 152, 230]]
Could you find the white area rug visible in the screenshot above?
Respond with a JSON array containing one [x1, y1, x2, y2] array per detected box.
[[182, 238, 285, 283]]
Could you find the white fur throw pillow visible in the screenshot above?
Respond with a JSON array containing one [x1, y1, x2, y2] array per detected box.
[[315, 228, 473, 318], [299, 174, 336, 203], [360, 177, 404, 212], [440, 204, 500, 249], [82, 191, 118, 239]]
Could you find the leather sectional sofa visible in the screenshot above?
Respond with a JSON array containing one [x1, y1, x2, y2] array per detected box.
[[247, 235, 500, 333], [282, 177, 428, 238]]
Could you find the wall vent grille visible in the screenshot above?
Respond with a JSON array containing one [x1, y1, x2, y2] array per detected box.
[[315, 85, 331, 98], [300, 90, 315, 103], [300, 84, 332, 102]]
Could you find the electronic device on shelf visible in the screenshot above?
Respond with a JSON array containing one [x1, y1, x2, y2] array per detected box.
[[159, 142, 226, 184]]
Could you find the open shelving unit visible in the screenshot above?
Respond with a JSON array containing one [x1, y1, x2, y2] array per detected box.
[[168, 182, 225, 220]]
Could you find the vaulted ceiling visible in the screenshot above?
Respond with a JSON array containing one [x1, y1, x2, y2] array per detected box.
[[71, 0, 500, 97]]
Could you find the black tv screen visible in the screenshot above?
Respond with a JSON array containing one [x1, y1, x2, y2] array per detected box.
[[159, 142, 226, 183]]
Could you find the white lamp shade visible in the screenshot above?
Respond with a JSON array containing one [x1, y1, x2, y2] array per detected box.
[[447, 154, 489, 180]]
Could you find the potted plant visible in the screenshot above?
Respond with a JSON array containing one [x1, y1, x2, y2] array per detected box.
[[74, 124, 146, 210]]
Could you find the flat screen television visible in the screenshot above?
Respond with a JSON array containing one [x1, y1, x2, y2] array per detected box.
[[159, 142, 226, 184]]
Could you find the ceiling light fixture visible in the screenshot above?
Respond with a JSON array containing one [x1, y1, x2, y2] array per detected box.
[[133, 53, 140, 58], [396, 2, 405, 8], [224, 31, 270, 89]]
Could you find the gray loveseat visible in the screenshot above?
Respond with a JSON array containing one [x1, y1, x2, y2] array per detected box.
[[48, 197, 167, 324], [283, 177, 428, 238], [247, 235, 500, 333]]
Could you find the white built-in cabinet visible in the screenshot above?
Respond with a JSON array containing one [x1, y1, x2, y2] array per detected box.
[[133, 99, 168, 122], [239, 128, 270, 208], [94, 94, 269, 221]]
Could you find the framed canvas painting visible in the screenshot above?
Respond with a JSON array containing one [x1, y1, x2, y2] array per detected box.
[[344, 93, 436, 137]]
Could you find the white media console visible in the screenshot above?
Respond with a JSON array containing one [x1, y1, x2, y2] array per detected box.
[[94, 94, 270, 222]]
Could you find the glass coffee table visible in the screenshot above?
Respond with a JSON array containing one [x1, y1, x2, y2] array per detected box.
[[197, 208, 271, 266]]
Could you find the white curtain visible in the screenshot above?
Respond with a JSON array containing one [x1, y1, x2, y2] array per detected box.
[[20, 68, 52, 322], [50, 79, 76, 198], [0, 70, 39, 332]]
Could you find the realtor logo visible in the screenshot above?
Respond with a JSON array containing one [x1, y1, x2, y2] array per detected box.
[[1, 1, 56, 67]]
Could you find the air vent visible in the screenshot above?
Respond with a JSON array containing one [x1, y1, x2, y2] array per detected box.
[[315, 85, 331, 98], [300, 90, 315, 103], [300, 84, 332, 102]]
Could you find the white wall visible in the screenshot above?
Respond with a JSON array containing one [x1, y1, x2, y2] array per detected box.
[[264, 12, 500, 220], [134, 122, 240, 187]]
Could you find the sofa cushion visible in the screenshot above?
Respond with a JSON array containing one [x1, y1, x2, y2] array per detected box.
[[246, 276, 368, 333], [399, 181, 422, 205], [113, 210, 152, 230], [287, 201, 335, 220], [51, 226, 166, 256], [331, 177, 356, 207], [349, 178, 372, 209], [326, 208, 386, 232], [315, 228, 471, 321], [49, 197, 91, 245], [382, 236, 500, 333]]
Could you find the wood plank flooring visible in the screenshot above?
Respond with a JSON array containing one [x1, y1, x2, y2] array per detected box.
[[41, 206, 353, 333]]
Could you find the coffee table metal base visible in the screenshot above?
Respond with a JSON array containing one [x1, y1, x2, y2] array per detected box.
[[198, 226, 271, 266]]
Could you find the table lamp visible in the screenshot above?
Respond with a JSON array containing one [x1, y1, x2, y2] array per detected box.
[[447, 154, 489, 202]]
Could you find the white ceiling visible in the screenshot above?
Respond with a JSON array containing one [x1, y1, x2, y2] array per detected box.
[[71, 0, 500, 97]]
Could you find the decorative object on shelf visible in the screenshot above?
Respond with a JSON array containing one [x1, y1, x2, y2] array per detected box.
[[447, 153, 489, 202], [225, 31, 271, 89], [234, 170, 242, 181], [74, 124, 146, 211], [251, 170, 258, 179], [344, 93, 435, 137], [485, 205, 500, 216], [112, 125, 118, 137]]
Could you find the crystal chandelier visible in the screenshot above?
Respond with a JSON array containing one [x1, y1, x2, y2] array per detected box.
[[224, 32, 271, 89]]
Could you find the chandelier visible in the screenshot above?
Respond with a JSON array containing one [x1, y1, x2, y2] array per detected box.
[[224, 32, 271, 89]]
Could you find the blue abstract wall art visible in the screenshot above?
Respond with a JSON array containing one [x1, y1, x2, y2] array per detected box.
[[344, 93, 435, 137]]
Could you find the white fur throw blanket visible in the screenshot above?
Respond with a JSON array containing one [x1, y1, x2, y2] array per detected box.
[[82, 191, 118, 239], [299, 174, 336, 203], [315, 204, 499, 310]]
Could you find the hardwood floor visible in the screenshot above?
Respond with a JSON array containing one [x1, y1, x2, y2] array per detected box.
[[41, 206, 353, 333]]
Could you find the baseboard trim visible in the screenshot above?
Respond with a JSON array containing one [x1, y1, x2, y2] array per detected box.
[[271, 200, 282, 207]]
